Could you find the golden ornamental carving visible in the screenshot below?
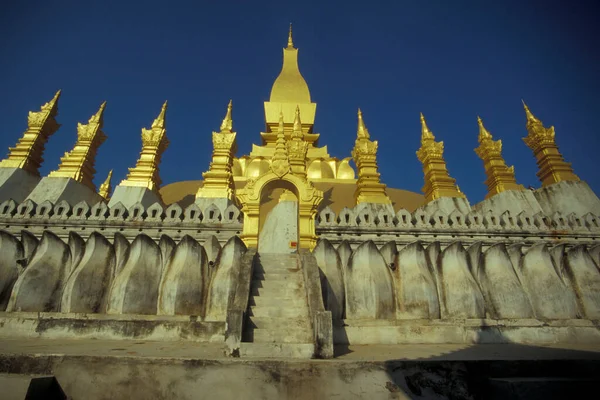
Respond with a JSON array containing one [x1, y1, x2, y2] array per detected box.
[[76, 102, 106, 141], [237, 170, 323, 250], [270, 112, 291, 177], [0, 90, 62, 175], [352, 139, 378, 157], [212, 131, 236, 150], [287, 140, 308, 159], [271, 158, 291, 177]]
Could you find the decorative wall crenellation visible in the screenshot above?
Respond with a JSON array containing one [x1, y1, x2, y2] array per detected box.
[[0, 198, 244, 243], [315, 204, 600, 234]]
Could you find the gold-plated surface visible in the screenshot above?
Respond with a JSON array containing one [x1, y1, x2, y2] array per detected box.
[[196, 100, 237, 200], [263, 26, 318, 144], [287, 106, 309, 179], [475, 117, 524, 198], [98, 169, 113, 200], [416, 113, 465, 202], [522, 101, 580, 186], [351, 109, 391, 205], [236, 170, 323, 250], [270, 112, 292, 177], [120, 101, 169, 191], [0, 90, 62, 175], [48, 102, 107, 190], [231, 28, 355, 181]]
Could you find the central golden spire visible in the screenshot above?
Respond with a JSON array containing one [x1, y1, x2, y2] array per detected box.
[[263, 27, 317, 143]]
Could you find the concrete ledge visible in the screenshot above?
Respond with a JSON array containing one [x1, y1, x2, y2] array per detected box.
[[0, 312, 225, 342], [0, 346, 599, 399], [335, 318, 600, 345]]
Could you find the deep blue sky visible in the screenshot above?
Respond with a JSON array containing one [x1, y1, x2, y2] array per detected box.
[[1, 0, 598, 204]]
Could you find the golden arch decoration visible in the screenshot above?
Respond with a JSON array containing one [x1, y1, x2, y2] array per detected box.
[[236, 172, 323, 250]]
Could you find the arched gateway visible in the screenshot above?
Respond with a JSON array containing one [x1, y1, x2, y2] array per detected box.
[[236, 171, 323, 250]]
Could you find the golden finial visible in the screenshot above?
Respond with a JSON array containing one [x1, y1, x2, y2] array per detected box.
[[220, 99, 233, 132], [88, 101, 107, 126], [420, 112, 435, 141], [271, 110, 290, 177], [98, 169, 113, 199], [357, 108, 370, 139], [292, 105, 302, 137], [41, 90, 61, 115], [151, 100, 168, 129], [477, 116, 493, 142], [287, 23, 294, 48], [522, 99, 537, 122], [278, 111, 285, 133], [0, 90, 62, 175]]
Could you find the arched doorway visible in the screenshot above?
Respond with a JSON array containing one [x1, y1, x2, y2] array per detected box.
[[236, 172, 323, 250], [257, 181, 299, 253]]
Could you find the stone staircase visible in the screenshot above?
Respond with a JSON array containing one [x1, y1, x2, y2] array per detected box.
[[240, 253, 314, 358]]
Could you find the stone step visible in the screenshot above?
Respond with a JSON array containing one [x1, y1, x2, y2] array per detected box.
[[251, 328, 313, 344], [252, 272, 304, 282], [255, 264, 299, 272], [239, 342, 314, 359], [250, 285, 305, 298], [249, 305, 309, 318], [251, 279, 303, 290], [250, 295, 305, 308], [256, 261, 298, 268], [248, 316, 312, 330]]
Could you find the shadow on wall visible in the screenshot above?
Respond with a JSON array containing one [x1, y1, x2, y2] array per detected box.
[[334, 327, 600, 400]]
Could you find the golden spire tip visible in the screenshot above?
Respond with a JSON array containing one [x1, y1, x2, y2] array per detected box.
[[521, 99, 536, 121], [287, 23, 294, 48], [420, 112, 434, 141], [219, 99, 233, 131]]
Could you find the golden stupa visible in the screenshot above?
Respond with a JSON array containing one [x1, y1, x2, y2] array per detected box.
[[159, 26, 426, 216]]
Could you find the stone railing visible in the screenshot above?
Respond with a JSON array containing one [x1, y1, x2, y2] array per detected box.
[[0, 198, 243, 243], [316, 205, 600, 233], [315, 205, 600, 247]]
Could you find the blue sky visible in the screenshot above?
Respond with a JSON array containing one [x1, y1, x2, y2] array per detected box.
[[1, 0, 598, 203]]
